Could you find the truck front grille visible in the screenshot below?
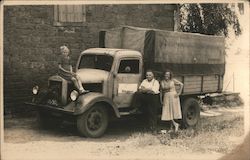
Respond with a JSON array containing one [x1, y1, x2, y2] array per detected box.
[[47, 80, 62, 106]]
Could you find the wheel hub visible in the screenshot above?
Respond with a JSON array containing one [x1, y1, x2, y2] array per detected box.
[[187, 109, 195, 120], [187, 106, 197, 124], [87, 109, 102, 131]]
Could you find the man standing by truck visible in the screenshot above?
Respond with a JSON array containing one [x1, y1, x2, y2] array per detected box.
[[131, 70, 160, 133]]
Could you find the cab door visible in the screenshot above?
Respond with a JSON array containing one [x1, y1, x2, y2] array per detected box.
[[113, 58, 142, 108]]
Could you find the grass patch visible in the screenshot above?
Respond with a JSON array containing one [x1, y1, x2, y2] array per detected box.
[[127, 113, 244, 154]]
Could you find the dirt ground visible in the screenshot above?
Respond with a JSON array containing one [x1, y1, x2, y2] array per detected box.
[[2, 106, 245, 160]]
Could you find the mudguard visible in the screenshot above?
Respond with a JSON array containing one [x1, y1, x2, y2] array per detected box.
[[74, 92, 120, 118]]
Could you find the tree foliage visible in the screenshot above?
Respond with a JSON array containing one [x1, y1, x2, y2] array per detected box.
[[180, 3, 241, 37]]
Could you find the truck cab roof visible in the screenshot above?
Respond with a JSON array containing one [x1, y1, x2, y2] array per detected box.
[[81, 48, 142, 59]]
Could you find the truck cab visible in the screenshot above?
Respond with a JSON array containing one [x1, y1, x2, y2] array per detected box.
[[76, 48, 143, 108], [28, 48, 149, 138]]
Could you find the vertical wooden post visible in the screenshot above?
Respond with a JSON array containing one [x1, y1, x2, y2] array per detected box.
[[201, 75, 204, 92], [182, 75, 185, 93], [217, 75, 220, 91]]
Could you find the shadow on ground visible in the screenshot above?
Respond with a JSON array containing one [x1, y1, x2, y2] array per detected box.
[[4, 113, 173, 143]]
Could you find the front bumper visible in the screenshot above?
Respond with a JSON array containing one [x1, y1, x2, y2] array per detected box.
[[25, 102, 76, 116]]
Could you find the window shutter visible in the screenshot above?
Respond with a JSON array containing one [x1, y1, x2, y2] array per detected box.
[[58, 5, 67, 22], [74, 5, 85, 22], [56, 5, 86, 23], [67, 5, 74, 22]]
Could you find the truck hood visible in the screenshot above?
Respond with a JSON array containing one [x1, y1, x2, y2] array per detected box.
[[76, 69, 110, 83]]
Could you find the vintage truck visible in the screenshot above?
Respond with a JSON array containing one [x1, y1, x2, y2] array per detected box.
[[26, 26, 225, 138]]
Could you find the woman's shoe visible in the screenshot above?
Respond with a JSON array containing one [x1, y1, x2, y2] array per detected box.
[[160, 130, 167, 134], [174, 123, 179, 132]]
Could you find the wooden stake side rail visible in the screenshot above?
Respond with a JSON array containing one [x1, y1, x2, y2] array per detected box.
[[173, 74, 223, 96]]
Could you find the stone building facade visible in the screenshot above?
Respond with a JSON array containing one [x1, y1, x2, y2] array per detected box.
[[4, 4, 177, 113]]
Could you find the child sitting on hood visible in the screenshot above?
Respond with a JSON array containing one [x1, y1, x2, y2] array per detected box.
[[58, 45, 85, 94]]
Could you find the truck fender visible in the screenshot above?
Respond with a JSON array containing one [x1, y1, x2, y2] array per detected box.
[[74, 92, 120, 118]]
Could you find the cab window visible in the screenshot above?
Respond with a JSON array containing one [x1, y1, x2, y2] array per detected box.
[[118, 59, 139, 74], [78, 54, 113, 71]]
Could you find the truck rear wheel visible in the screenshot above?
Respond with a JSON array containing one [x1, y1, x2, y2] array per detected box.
[[181, 98, 200, 128], [77, 104, 108, 138]]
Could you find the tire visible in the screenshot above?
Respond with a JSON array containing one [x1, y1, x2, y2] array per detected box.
[[181, 98, 200, 128], [37, 111, 62, 129], [77, 104, 108, 138]]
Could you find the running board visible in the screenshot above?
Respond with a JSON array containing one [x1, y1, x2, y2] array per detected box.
[[119, 112, 131, 116], [119, 110, 143, 116]]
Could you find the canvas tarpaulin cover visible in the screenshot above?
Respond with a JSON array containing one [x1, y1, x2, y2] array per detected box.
[[100, 26, 225, 75], [104, 26, 149, 55]]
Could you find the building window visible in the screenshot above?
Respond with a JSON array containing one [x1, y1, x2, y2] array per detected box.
[[54, 5, 86, 25]]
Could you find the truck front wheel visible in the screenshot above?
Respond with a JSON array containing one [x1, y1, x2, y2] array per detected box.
[[77, 104, 108, 138], [181, 98, 200, 128]]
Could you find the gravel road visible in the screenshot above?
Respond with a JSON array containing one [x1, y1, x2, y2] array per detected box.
[[2, 106, 244, 160]]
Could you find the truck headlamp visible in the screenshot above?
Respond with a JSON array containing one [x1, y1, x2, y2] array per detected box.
[[32, 86, 39, 95], [70, 90, 79, 101]]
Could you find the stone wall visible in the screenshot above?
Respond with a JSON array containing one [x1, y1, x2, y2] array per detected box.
[[4, 4, 176, 113]]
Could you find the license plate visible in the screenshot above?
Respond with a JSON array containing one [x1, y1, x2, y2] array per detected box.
[[47, 99, 59, 106]]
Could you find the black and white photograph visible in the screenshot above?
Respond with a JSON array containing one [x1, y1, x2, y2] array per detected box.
[[1, 1, 249, 160]]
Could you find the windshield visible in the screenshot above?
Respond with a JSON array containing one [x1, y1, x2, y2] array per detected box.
[[78, 54, 113, 71]]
